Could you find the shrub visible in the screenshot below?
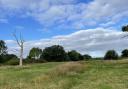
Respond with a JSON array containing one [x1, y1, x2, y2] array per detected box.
[[92, 57, 103, 60], [104, 50, 118, 60], [5, 58, 19, 65], [24, 58, 47, 63]]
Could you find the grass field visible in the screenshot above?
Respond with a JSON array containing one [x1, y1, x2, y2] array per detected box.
[[0, 60, 128, 89]]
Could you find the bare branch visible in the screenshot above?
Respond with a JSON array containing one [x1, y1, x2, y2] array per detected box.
[[13, 33, 21, 47]]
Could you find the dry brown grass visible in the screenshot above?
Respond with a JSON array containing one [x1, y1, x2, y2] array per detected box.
[[34, 62, 85, 80], [32, 62, 86, 89], [48, 62, 85, 76]]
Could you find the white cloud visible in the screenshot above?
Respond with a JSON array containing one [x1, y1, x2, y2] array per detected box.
[[0, 0, 128, 28], [6, 28, 128, 57], [84, 0, 128, 18], [31, 0, 128, 28]]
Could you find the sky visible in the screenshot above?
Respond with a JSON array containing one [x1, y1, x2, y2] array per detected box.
[[0, 0, 128, 57]]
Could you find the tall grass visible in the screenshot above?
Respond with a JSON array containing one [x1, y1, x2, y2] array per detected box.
[[48, 62, 85, 77], [33, 62, 86, 89], [0, 60, 128, 89], [1, 62, 85, 89]]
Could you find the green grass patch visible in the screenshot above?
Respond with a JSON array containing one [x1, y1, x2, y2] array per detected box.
[[0, 60, 128, 89]]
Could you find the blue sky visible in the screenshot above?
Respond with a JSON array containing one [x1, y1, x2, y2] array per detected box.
[[0, 0, 128, 57], [0, 0, 93, 40]]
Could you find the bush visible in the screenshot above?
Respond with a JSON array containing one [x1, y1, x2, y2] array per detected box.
[[121, 49, 128, 58], [24, 58, 47, 63], [92, 57, 103, 60], [0, 54, 18, 64], [5, 58, 19, 65], [104, 50, 118, 60]]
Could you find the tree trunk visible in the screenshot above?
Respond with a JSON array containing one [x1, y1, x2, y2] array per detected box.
[[19, 46, 23, 66]]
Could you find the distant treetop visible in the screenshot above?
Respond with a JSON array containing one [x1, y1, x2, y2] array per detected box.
[[122, 25, 128, 32]]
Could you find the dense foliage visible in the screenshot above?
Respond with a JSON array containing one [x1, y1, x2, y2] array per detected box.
[[0, 40, 19, 64], [41, 45, 67, 62], [104, 50, 118, 60], [121, 49, 128, 57], [122, 25, 128, 32], [67, 50, 84, 61], [0, 40, 7, 55], [28, 47, 42, 60], [0, 40, 8, 63]]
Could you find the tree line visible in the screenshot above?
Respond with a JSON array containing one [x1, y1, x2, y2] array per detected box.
[[0, 25, 128, 65], [25, 45, 92, 63], [0, 41, 92, 65], [1, 40, 128, 65]]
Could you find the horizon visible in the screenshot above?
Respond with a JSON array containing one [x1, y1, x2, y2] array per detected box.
[[0, 0, 128, 57]]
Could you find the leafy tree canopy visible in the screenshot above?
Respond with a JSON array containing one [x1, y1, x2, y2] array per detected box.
[[121, 49, 128, 57], [0, 40, 7, 56], [42, 45, 67, 62], [122, 25, 128, 32], [68, 50, 83, 61], [104, 50, 118, 60], [28, 47, 42, 60]]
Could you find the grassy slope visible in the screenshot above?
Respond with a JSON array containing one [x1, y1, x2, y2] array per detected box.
[[0, 60, 128, 89]]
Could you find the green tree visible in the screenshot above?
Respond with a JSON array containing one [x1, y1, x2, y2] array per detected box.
[[67, 50, 83, 61], [0, 40, 7, 63], [0, 40, 7, 55], [41, 45, 67, 62], [28, 47, 42, 60], [122, 25, 128, 32], [83, 54, 92, 60], [104, 50, 118, 60], [121, 49, 128, 57]]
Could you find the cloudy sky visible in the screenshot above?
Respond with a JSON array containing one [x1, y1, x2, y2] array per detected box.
[[0, 0, 128, 57]]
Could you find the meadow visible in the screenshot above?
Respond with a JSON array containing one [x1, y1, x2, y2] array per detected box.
[[0, 59, 128, 89]]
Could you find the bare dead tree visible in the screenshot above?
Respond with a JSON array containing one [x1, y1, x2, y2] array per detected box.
[[13, 32, 25, 66]]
